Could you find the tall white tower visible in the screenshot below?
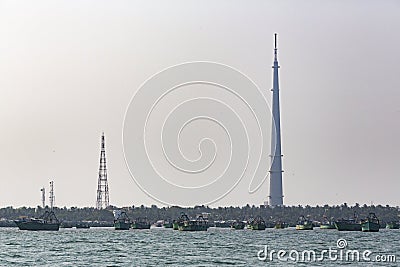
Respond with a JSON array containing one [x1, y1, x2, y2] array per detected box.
[[269, 33, 284, 206]]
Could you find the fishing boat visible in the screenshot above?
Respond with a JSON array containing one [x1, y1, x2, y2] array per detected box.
[[131, 217, 151, 229], [14, 210, 60, 231], [231, 220, 245, 230], [296, 215, 313, 230], [15, 181, 60, 231], [320, 221, 335, 229], [214, 220, 233, 228], [248, 216, 266, 230], [178, 214, 208, 231], [274, 220, 288, 229], [334, 213, 361, 231], [386, 221, 400, 229], [320, 217, 335, 229], [113, 210, 131, 230], [361, 213, 380, 232]]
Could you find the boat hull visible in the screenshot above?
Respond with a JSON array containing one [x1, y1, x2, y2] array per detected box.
[[334, 221, 361, 231], [178, 226, 208, 231], [274, 222, 288, 229], [114, 221, 130, 230], [131, 223, 151, 229], [231, 222, 245, 230], [250, 224, 266, 230], [178, 224, 208, 231], [296, 224, 313, 230], [361, 222, 380, 232], [320, 224, 335, 229], [14, 221, 60, 231]]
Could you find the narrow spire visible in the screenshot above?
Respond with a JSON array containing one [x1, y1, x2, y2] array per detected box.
[[269, 33, 283, 207], [274, 33, 278, 61]]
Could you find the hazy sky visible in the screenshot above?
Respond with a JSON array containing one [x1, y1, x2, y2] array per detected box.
[[0, 0, 399, 208]]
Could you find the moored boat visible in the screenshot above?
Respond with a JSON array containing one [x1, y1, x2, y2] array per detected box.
[[14, 210, 60, 231], [274, 220, 288, 229], [361, 213, 380, 232], [334, 212, 361, 231], [320, 221, 335, 229], [131, 217, 151, 229], [296, 215, 313, 230], [178, 214, 208, 231], [214, 220, 234, 228], [15, 181, 60, 231], [231, 220, 245, 230], [248, 216, 266, 230], [113, 210, 131, 230]]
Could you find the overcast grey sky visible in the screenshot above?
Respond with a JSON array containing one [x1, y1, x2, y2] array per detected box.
[[0, 0, 399, 208]]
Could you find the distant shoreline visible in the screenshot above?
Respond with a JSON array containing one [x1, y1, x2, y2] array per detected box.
[[1, 204, 399, 227]]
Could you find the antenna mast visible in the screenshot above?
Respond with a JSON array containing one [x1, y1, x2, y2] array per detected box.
[[49, 181, 55, 210], [41, 187, 45, 208], [96, 132, 110, 209]]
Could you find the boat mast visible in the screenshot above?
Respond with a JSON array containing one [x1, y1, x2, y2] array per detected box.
[[41, 187, 45, 208], [49, 181, 55, 210]]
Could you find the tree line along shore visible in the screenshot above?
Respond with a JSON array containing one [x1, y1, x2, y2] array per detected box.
[[0, 204, 398, 227]]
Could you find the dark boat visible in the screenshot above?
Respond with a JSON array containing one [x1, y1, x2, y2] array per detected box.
[[113, 210, 131, 230], [131, 217, 151, 229], [14, 210, 60, 231], [274, 220, 288, 229], [231, 220, 245, 230], [248, 216, 266, 230], [361, 213, 380, 232], [334, 213, 361, 231], [215, 220, 234, 228], [15, 182, 60, 231], [296, 215, 313, 230], [320, 215, 335, 229], [178, 213, 208, 231]]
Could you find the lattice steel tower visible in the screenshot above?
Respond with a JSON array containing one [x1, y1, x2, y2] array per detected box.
[[49, 181, 55, 210], [96, 132, 110, 209]]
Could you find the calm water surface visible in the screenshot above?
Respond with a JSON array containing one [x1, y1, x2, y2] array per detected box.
[[0, 227, 398, 266]]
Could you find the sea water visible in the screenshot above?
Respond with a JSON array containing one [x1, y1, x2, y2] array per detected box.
[[0, 227, 398, 266]]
